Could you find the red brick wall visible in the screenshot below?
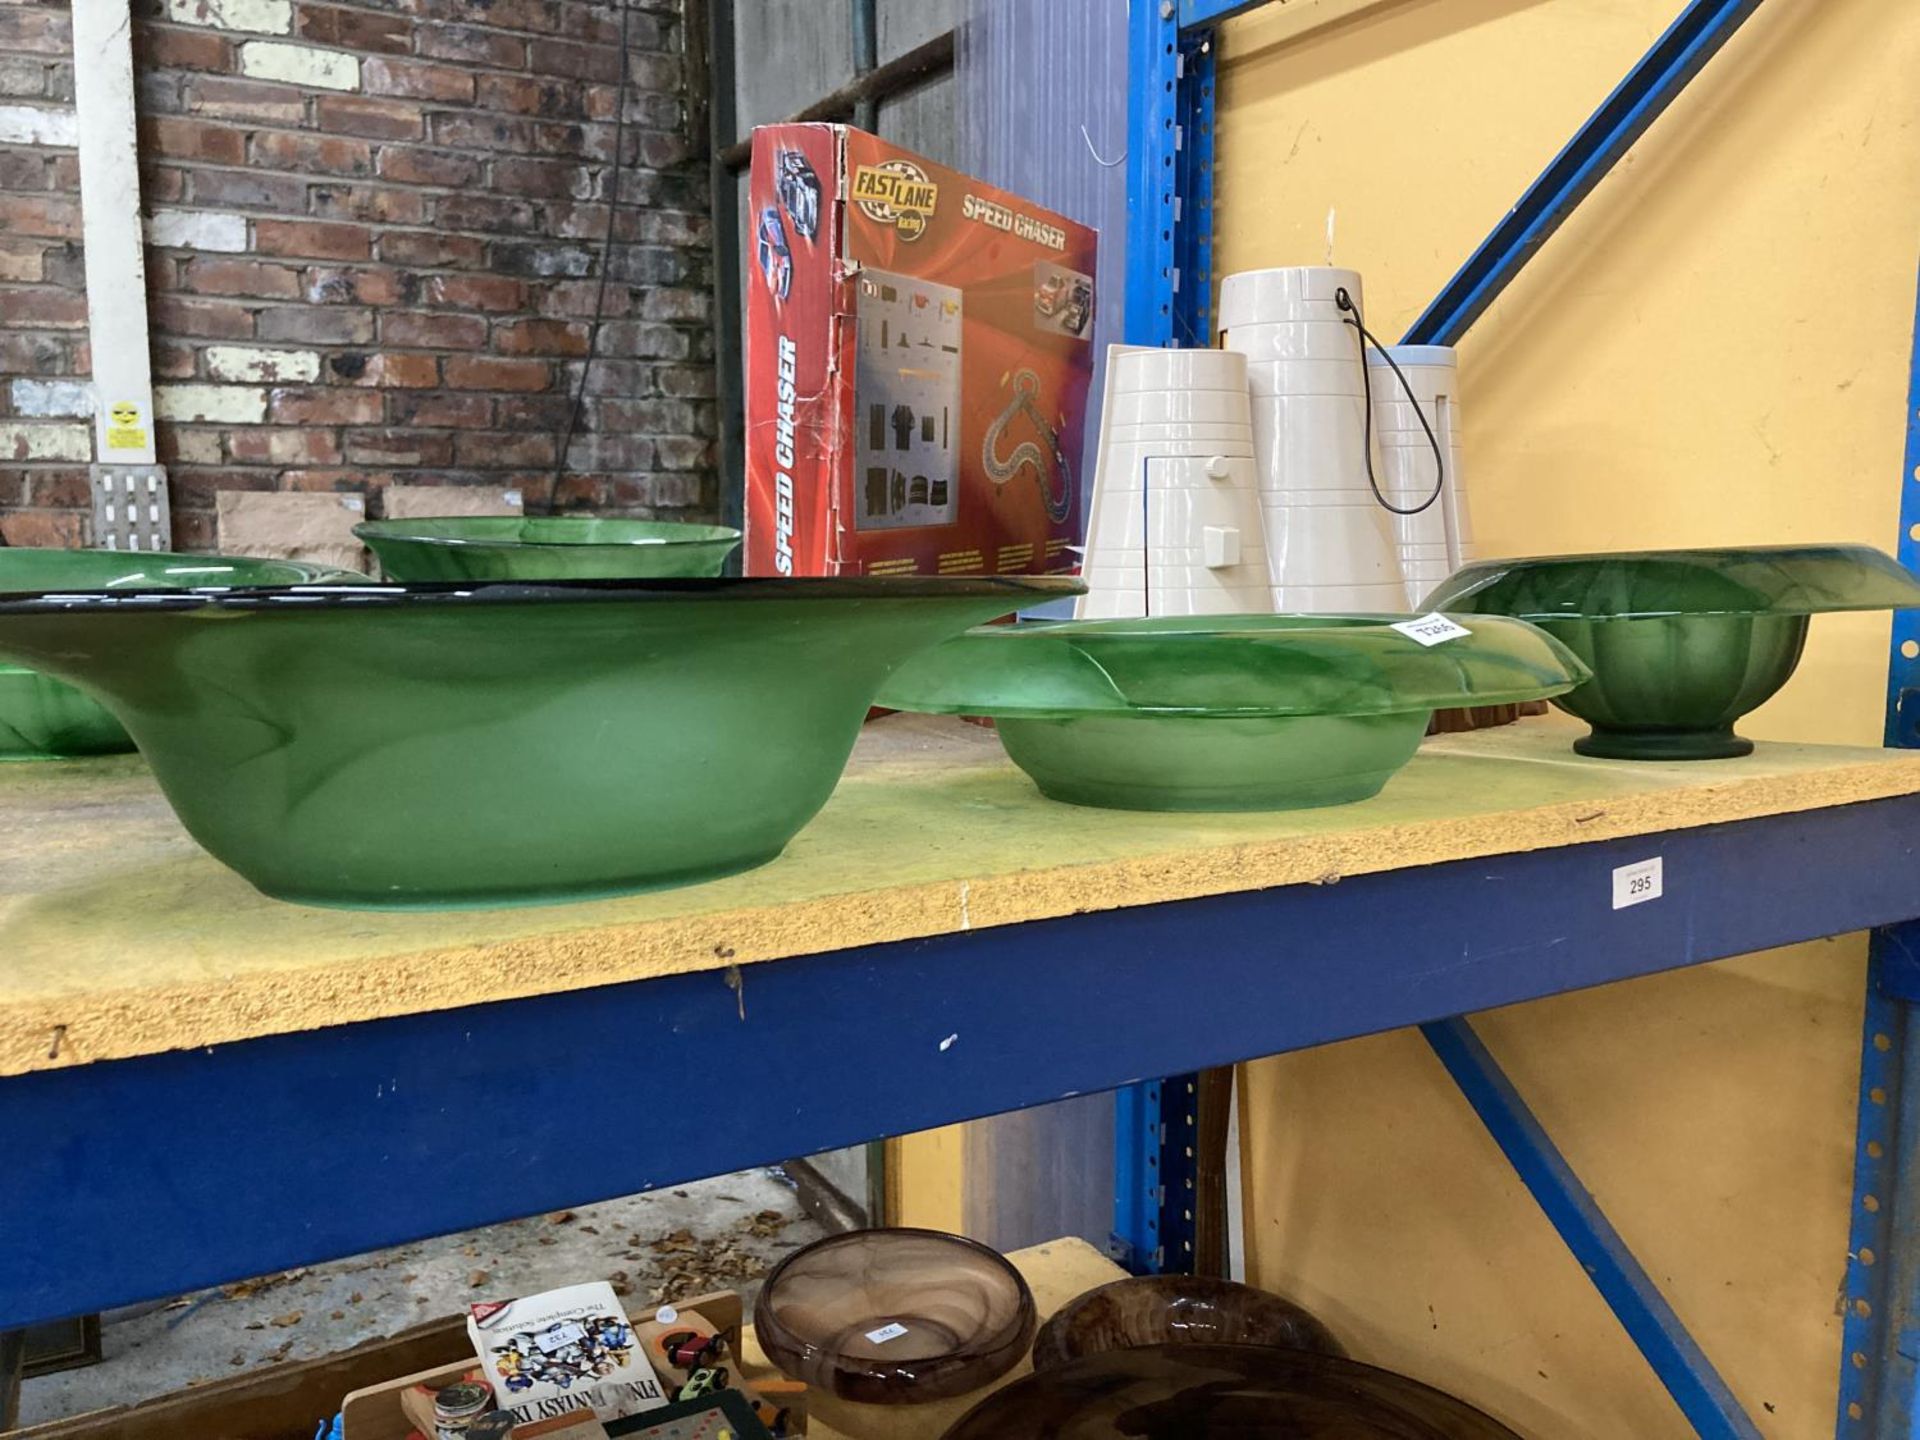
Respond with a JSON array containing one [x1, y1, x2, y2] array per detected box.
[[0, 0, 716, 549]]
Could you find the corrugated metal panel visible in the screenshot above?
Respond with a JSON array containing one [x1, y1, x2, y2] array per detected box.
[[945, 0, 1129, 1257], [734, 1, 857, 131], [878, 0, 956, 65], [877, 70, 958, 167], [956, 0, 1129, 503]]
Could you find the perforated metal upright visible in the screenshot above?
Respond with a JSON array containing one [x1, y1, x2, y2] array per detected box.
[[1110, 0, 1215, 1276], [1835, 270, 1920, 1439]]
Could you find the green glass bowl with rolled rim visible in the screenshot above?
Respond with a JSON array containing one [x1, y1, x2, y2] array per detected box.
[[0, 574, 1078, 908], [0, 665, 133, 759], [875, 613, 1589, 812], [0, 547, 366, 760], [1422, 544, 1920, 761], [355, 516, 743, 581]]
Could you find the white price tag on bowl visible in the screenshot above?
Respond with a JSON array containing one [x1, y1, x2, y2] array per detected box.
[[1612, 856, 1663, 909], [865, 1322, 910, 1345], [1390, 613, 1471, 647]]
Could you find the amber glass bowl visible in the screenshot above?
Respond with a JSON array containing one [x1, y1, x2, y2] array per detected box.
[[1030, 1276, 1343, 1371], [754, 1229, 1036, 1404], [942, 1343, 1522, 1439]]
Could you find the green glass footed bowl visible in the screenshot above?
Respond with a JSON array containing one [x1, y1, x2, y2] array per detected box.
[[0, 548, 365, 760], [875, 614, 1588, 812], [0, 575, 1075, 908], [355, 516, 743, 581], [1423, 545, 1920, 760]]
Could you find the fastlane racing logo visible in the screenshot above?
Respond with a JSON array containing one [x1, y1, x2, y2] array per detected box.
[[852, 160, 937, 240]]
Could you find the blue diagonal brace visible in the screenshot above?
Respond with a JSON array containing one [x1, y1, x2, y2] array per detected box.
[[1423, 1017, 1764, 1440], [1403, 0, 1766, 346]]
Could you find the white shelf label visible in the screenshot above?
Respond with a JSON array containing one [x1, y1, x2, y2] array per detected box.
[[1612, 857, 1663, 910], [1391, 613, 1472, 647], [865, 1323, 909, 1345]]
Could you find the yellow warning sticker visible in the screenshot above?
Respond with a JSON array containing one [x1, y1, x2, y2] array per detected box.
[[105, 400, 147, 452]]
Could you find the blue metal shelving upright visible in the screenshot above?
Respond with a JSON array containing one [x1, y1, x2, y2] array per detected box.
[[1110, 0, 1217, 1276], [1118, 1, 1920, 1435], [1837, 271, 1920, 1439]]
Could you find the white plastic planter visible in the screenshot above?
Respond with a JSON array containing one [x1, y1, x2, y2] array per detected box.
[[1216, 319, 1362, 363], [1081, 348, 1267, 621], [1217, 266, 1363, 329], [1220, 269, 1406, 616], [1107, 389, 1253, 425], [1109, 346, 1249, 394], [1367, 344, 1473, 607], [1244, 357, 1370, 399], [1102, 421, 1264, 445]]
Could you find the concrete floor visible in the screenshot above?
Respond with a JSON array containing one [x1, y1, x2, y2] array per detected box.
[[19, 1169, 822, 1428]]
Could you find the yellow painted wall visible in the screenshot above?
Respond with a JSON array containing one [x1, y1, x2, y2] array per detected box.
[[1217, 0, 1920, 1435], [888, 1125, 965, 1233]]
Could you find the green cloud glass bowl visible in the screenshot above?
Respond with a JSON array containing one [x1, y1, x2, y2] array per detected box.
[[0, 548, 365, 761], [875, 614, 1588, 812], [0, 665, 132, 760], [0, 575, 1075, 907], [355, 516, 743, 580], [1423, 545, 1920, 760]]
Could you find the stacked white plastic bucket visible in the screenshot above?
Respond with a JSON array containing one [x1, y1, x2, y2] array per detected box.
[[1366, 344, 1473, 607], [1216, 266, 1407, 613], [1076, 346, 1270, 619]]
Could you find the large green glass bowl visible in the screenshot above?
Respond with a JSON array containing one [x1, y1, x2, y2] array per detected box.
[[0, 575, 1076, 907], [0, 665, 131, 759], [875, 614, 1588, 812], [0, 548, 365, 761], [1423, 545, 1920, 760], [355, 516, 743, 580]]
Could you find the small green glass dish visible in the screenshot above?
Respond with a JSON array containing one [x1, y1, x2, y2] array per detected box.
[[355, 516, 743, 580], [875, 614, 1588, 812], [0, 575, 1076, 908], [1423, 545, 1920, 760], [0, 548, 365, 761]]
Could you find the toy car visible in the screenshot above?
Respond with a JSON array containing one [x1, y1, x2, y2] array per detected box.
[[1059, 279, 1093, 335], [1034, 273, 1070, 316], [756, 206, 791, 300], [775, 149, 821, 240]]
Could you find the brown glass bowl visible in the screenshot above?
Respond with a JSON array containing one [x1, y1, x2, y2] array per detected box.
[[753, 1228, 1036, 1404], [941, 1343, 1522, 1439], [1031, 1276, 1343, 1370]]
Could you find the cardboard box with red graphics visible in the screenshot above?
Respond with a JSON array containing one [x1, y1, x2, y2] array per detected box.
[[743, 124, 1096, 577]]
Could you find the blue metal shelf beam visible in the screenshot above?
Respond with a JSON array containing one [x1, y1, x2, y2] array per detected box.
[[8, 797, 1920, 1330], [1402, 0, 1766, 346]]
